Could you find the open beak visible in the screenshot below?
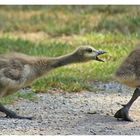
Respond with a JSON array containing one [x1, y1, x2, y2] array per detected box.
[[96, 50, 107, 62]]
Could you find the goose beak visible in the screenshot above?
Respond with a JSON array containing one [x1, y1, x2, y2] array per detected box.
[[96, 50, 107, 62]]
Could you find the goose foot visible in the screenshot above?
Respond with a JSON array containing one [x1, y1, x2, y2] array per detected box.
[[0, 103, 33, 120], [114, 107, 133, 122], [5, 110, 33, 120]]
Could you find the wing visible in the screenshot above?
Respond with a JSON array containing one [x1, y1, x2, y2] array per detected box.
[[3, 68, 22, 81], [2, 59, 24, 81]]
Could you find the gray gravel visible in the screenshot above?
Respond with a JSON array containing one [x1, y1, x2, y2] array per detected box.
[[0, 82, 140, 135]]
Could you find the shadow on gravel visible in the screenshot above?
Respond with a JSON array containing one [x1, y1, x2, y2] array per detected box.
[[77, 113, 133, 127]]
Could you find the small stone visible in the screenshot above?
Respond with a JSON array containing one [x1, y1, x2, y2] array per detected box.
[[90, 129, 96, 135], [87, 111, 97, 114]]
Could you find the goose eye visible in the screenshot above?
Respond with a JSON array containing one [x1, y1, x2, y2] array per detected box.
[[86, 48, 93, 53]]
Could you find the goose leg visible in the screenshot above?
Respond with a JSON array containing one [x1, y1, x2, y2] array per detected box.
[[0, 103, 33, 120], [114, 88, 140, 122]]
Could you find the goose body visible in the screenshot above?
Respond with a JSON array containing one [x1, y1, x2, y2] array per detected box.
[[115, 47, 140, 87]]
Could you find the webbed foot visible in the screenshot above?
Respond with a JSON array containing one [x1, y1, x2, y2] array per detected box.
[[5, 110, 33, 120], [114, 107, 133, 122]]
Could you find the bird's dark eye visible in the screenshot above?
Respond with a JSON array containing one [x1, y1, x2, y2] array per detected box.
[[86, 48, 93, 53]]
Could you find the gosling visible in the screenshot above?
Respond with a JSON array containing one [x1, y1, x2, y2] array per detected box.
[[0, 45, 106, 120], [115, 46, 140, 122]]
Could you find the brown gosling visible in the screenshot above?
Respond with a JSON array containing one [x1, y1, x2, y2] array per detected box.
[[0, 45, 106, 120], [114, 46, 140, 122]]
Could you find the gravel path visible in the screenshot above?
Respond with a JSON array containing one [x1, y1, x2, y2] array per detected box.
[[1, 82, 140, 135]]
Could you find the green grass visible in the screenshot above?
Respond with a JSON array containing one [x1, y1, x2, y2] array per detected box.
[[0, 92, 37, 105], [0, 6, 140, 35], [0, 6, 140, 104]]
